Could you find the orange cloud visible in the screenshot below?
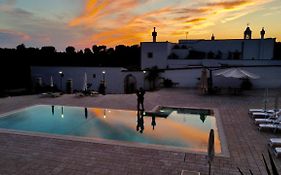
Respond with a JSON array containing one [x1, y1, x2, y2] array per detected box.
[[68, 0, 274, 47], [69, 0, 111, 27], [207, 0, 253, 10], [185, 17, 206, 24]]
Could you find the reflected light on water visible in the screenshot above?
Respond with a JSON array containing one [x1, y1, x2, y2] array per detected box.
[[89, 107, 221, 153]]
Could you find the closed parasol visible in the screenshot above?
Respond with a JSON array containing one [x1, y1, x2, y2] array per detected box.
[[83, 72, 88, 91]]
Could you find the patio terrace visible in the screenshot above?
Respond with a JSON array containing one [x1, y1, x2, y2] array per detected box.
[[0, 88, 280, 175]]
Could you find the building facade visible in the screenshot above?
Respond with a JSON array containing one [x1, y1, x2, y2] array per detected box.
[[141, 27, 276, 69]]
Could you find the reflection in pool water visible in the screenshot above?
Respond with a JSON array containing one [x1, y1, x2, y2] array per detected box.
[[0, 105, 221, 153]]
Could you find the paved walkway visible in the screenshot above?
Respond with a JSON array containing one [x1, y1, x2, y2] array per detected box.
[[0, 88, 280, 175]]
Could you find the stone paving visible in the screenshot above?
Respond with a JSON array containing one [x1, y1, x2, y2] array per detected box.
[[0, 88, 280, 175]]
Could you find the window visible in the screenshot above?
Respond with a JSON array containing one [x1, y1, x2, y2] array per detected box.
[[147, 52, 153, 58]]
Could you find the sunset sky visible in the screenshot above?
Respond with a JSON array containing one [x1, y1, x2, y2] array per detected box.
[[0, 0, 280, 51]]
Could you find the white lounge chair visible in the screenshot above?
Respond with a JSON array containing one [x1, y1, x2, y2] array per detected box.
[[273, 147, 281, 158], [249, 109, 275, 114], [39, 92, 61, 98], [269, 138, 281, 147], [255, 115, 281, 125], [258, 123, 281, 132], [252, 110, 281, 119], [252, 112, 274, 119]]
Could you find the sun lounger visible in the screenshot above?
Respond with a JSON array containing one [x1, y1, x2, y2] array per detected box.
[[252, 112, 273, 119], [255, 115, 281, 124], [40, 92, 61, 98], [252, 110, 281, 119], [268, 138, 281, 147], [249, 109, 275, 114], [273, 147, 281, 158], [75, 91, 99, 97], [258, 123, 281, 132]]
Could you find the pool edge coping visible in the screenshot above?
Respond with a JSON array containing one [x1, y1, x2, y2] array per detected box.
[[0, 104, 230, 158]]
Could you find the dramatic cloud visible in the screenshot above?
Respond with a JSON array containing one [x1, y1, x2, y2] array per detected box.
[[68, 0, 275, 47], [207, 0, 253, 10], [0, 0, 279, 49]]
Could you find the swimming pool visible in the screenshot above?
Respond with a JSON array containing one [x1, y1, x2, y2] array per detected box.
[[0, 105, 222, 154]]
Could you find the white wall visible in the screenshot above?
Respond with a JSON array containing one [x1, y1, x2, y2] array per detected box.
[[141, 42, 174, 69], [31, 65, 281, 94], [163, 69, 202, 88], [31, 66, 147, 94], [163, 66, 281, 89], [166, 59, 281, 68]]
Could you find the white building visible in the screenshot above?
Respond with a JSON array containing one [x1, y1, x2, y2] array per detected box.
[[31, 26, 281, 93], [141, 26, 276, 69], [31, 66, 144, 94]]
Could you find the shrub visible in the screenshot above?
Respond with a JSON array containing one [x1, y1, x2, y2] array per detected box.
[[240, 78, 252, 90]]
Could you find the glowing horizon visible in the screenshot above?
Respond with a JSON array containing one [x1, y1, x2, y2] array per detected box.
[[0, 0, 280, 51]]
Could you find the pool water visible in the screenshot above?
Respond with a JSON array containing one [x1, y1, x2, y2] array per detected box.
[[0, 105, 221, 153]]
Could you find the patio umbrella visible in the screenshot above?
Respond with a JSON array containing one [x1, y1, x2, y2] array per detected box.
[[215, 68, 260, 79], [50, 76, 54, 87], [208, 129, 215, 175], [200, 68, 208, 94], [83, 72, 88, 91]]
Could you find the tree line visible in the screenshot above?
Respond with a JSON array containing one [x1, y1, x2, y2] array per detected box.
[[0, 44, 140, 68], [0, 44, 141, 96]]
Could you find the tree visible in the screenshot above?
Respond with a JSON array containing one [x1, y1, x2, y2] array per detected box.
[[65, 46, 76, 55], [84, 48, 93, 55], [41, 46, 56, 53], [145, 66, 162, 90], [168, 53, 179, 59], [207, 51, 215, 59], [16, 44, 26, 51], [215, 51, 222, 59]]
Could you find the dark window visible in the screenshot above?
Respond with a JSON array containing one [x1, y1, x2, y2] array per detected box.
[[147, 52, 153, 58]]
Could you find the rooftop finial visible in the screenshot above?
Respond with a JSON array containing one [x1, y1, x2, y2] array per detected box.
[[211, 33, 215, 40], [152, 27, 157, 42], [244, 24, 252, 39], [260, 27, 265, 39]]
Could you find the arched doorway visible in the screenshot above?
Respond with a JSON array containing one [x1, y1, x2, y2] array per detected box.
[[124, 74, 137, 94]]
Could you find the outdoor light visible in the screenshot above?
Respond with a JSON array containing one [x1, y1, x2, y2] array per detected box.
[[103, 109, 106, 119], [143, 71, 146, 89], [102, 70, 106, 83], [58, 71, 64, 92], [61, 106, 64, 118]]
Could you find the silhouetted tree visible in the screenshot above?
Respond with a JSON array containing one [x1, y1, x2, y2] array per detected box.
[[168, 53, 179, 59], [233, 50, 241, 60], [0, 43, 142, 96], [65, 46, 76, 55], [84, 48, 92, 55], [41, 46, 56, 53], [187, 50, 206, 59], [16, 44, 26, 51], [145, 66, 162, 90], [215, 51, 222, 59]]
